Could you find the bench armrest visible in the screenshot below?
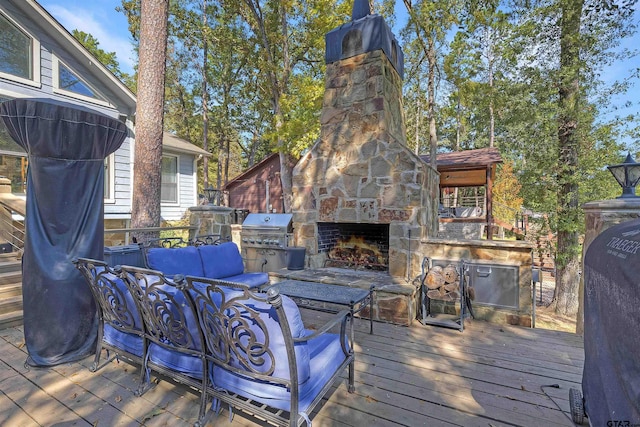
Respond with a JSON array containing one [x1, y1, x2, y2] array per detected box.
[[294, 309, 353, 356]]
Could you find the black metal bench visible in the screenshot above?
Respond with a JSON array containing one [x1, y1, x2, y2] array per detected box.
[[75, 259, 356, 426]]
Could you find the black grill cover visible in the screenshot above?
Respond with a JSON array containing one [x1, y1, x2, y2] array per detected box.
[[583, 218, 640, 424], [0, 99, 127, 366]]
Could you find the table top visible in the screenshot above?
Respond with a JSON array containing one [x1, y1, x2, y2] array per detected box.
[[265, 279, 371, 306]]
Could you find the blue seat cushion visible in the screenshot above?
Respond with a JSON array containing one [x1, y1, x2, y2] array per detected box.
[[92, 267, 144, 358], [212, 332, 347, 413], [223, 273, 269, 289], [146, 246, 204, 277], [103, 325, 144, 357], [198, 242, 245, 279], [149, 343, 204, 379]]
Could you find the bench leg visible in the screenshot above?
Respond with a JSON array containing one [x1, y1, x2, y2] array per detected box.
[[348, 359, 355, 393]]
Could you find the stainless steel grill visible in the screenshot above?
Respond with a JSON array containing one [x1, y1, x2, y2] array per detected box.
[[241, 213, 293, 272]]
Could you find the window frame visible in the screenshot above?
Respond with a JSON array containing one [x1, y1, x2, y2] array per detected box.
[[161, 154, 180, 205], [52, 55, 113, 107], [0, 8, 41, 88], [104, 154, 115, 203]]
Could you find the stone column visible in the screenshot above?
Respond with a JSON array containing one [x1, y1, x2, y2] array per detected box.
[[578, 198, 640, 334], [188, 205, 234, 242]]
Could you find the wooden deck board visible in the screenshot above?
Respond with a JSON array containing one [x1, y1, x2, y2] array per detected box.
[[0, 310, 583, 427]]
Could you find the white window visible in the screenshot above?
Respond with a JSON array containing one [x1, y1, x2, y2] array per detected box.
[[0, 96, 24, 155], [161, 155, 179, 204], [104, 154, 115, 202], [0, 10, 41, 87], [52, 56, 111, 106], [0, 95, 27, 194]]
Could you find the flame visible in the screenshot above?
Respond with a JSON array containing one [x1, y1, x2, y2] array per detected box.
[[329, 235, 386, 266]]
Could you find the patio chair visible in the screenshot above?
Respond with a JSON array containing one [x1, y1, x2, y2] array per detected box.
[[119, 266, 209, 427], [73, 258, 151, 396], [185, 275, 355, 427]]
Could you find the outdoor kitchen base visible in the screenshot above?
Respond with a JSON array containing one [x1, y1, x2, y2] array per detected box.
[[269, 267, 418, 326]]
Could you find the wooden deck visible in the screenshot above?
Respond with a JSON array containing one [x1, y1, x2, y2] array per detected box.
[[0, 311, 584, 426]]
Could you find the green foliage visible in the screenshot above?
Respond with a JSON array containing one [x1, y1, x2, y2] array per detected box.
[[118, 0, 351, 190], [273, 74, 324, 157], [115, 0, 638, 233]]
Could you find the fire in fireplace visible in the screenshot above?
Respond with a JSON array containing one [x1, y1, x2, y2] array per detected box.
[[318, 223, 389, 270], [329, 235, 387, 268]]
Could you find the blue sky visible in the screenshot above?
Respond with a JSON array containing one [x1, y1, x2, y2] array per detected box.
[[39, 0, 136, 74], [40, 0, 638, 147]]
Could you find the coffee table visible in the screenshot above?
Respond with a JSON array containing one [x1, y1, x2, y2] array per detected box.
[[264, 280, 374, 334]]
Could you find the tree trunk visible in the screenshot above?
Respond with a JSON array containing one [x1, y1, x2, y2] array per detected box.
[[427, 36, 438, 172], [131, 0, 169, 242], [202, 0, 209, 190], [554, 0, 583, 317], [486, 26, 495, 148], [415, 98, 420, 155], [279, 151, 293, 213], [217, 133, 224, 194]]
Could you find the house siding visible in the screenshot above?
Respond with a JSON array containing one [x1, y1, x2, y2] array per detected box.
[[1, 0, 135, 219], [105, 136, 133, 218], [40, 47, 53, 89]]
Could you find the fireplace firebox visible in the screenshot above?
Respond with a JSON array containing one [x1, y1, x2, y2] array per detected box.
[[318, 223, 389, 270]]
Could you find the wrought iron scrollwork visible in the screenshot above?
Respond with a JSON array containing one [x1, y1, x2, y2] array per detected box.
[[190, 234, 226, 246], [189, 283, 275, 376], [125, 271, 196, 350], [77, 260, 139, 332]]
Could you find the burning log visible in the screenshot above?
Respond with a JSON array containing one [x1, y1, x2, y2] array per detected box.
[[327, 234, 387, 269]]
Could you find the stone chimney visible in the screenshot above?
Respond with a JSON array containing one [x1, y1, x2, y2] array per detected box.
[[291, 1, 438, 279]]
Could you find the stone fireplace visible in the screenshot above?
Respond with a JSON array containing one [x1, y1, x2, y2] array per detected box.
[[291, 1, 439, 280]]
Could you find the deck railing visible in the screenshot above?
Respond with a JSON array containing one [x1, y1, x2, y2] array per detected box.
[[0, 195, 26, 254], [104, 226, 199, 245]]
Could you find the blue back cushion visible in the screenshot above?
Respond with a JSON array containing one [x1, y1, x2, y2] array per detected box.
[[214, 289, 310, 384], [93, 267, 143, 330], [199, 242, 245, 279], [146, 246, 204, 277], [138, 272, 203, 350], [90, 267, 144, 357], [137, 273, 205, 378]]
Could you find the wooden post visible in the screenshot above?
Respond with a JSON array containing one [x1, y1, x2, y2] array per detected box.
[[486, 165, 493, 240]]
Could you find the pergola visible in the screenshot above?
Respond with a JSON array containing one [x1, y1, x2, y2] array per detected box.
[[421, 147, 503, 239]]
